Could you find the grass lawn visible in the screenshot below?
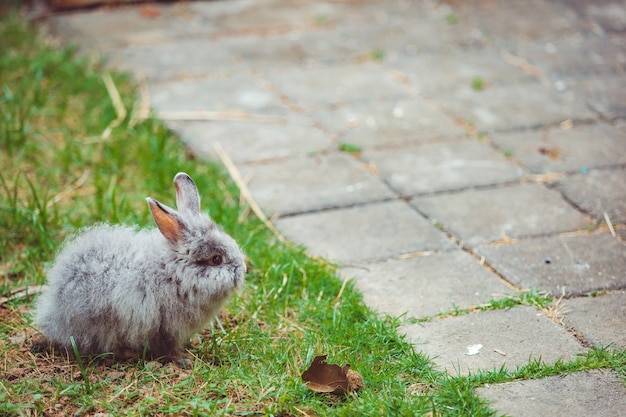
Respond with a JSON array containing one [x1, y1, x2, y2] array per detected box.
[[1, 8, 624, 417]]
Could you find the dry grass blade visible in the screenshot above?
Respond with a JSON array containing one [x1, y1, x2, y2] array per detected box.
[[603, 212, 616, 238], [500, 49, 550, 87], [101, 72, 127, 139], [522, 172, 566, 184], [129, 77, 151, 128], [0, 284, 44, 305], [157, 110, 286, 124], [541, 289, 568, 326], [46, 170, 90, 208], [213, 142, 290, 246]]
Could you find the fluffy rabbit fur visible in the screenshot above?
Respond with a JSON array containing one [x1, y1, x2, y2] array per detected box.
[[34, 173, 246, 364]]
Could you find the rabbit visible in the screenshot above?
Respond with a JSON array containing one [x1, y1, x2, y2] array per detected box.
[[33, 172, 246, 366]]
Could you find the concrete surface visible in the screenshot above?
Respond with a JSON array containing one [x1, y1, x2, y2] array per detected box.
[[477, 369, 626, 417]]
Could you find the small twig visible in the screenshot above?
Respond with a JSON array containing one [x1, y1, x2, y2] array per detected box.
[[0, 284, 44, 305], [541, 287, 568, 326], [156, 110, 286, 124], [395, 250, 434, 260], [603, 211, 616, 238], [493, 348, 507, 356], [213, 142, 290, 246], [500, 49, 550, 87], [523, 172, 566, 184], [333, 275, 350, 304], [47, 170, 90, 209], [109, 380, 137, 402], [129, 77, 151, 128], [101, 72, 127, 139]]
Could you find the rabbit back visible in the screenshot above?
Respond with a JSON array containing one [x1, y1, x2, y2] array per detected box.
[[35, 224, 167, 355]]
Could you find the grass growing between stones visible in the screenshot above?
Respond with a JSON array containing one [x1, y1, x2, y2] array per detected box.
[[1, 10, 625, 417], [410, 289, 554, 324]]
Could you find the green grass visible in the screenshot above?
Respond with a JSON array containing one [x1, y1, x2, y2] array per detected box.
[[1, 10, 625, 417], [410, 289, 555, 324], [337, 142, 362, 154], [471, 76, 485, 91]]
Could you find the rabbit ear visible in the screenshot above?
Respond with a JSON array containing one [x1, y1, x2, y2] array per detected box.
[[174, 172, 201, 215], [146, 198, 184, 244]]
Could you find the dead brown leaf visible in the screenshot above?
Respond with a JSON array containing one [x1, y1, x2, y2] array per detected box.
[[538, 146, 561, 160], [301, 355, 363, 396]]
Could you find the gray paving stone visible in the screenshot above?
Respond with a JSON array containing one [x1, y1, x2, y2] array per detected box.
[[563, 291, 626, 349], [477, 369, 626, 417], [274, 200, 454, 265], [149, 75, 287, 115], [489, 123, 626, 174], [504, 36, 626, 82], [330, 17, 488, 64], [566, 0, 626, 33], [450, 0, 585, 42], [436, 81, 592, 132], [167, 118, 332, 165], [265, 62, 410, 112], [223, 31, 355, 68], [105, 39, 239, 82], [569, 75, 626, 120], [214, 6, 447, 67], [314, 97, 465, 148], [558, 168, 626, 223], [341, 250, 514, 319], [364, 139, 524, 196], [401, 306, 587, 375], [240, 152, 394, 216], [391, 48, 535, 95], [475, 230, 626, 296], [47, 4, 208, 49], [190, 0, 365, 35], [412, 183, 593, 247]]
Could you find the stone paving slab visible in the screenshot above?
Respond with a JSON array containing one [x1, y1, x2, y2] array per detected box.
[[568, 74, 626, 120], [149, 75, 287, 115], [504, 36, 626, 82], [489, 123, 626, 174], [221, 31, 354, 68], [265, 61, 410, 112], [562, 291, 626, 349], [436, 81, 592, 132], [240, 152, 394, 216], [475, 230, 626, 296], [412, 183, 593, 247], [313, 97, 465, 148], [167, 119, 332, 165], [274, 200, 454, 265], [401, 306, 587, 376], [105, 39, 239, 82], [565, 0, 626, 33], [47, 3, 206, 49], [450, 0, 585, 42], [476, 369, 626, 417], [341, 250, 514, 319], [391, 48, 535, 95], [363, 139, 523, 196], [558, 167, 626, 223]]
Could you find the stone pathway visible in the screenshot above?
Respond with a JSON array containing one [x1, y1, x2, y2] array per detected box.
[[46, 0, 626, 415]]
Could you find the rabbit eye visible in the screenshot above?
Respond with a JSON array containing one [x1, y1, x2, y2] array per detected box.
[[208, 254, 223, 266]]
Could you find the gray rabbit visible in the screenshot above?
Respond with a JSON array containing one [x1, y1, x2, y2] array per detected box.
[[34, 172, 246, 365]]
